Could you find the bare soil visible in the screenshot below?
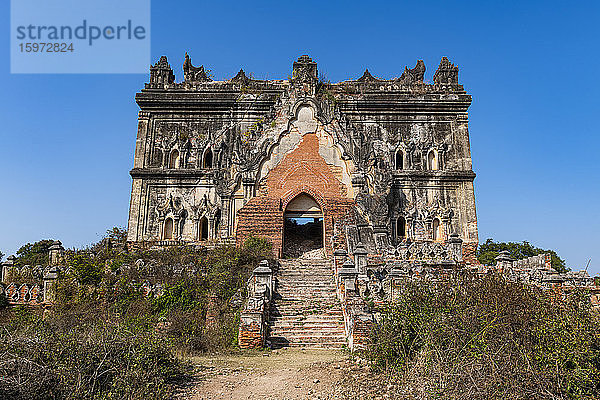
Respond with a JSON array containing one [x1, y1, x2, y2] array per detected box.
[[175, 348, 358, 400]]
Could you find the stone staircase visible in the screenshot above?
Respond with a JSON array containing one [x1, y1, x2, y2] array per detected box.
[[268, 258, 346, 348]]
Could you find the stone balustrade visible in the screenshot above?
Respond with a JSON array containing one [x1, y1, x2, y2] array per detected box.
[[238, 260, 274, 349]]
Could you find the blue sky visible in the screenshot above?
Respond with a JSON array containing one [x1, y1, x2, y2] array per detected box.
[[1, 0, 598, 275]]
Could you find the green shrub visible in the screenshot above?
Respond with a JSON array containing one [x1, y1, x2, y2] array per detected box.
[[243, 235, 273, 260], [153, 279, 203, 315], [367, 275, 600, 399], [69, 253, 102, 286]]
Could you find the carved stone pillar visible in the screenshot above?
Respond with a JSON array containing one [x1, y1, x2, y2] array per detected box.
[[253, 260, 273, 299], [219, 196, 232, 238], [333, 248, 347, 277], [48, 240, 64, 267], [447, 233, 463, 262], [353, 242, 368, 276], [495, 250, 514, 273], [43, 266, 60, 303], [1, 255, 15, 283], [339, 258, 358, 295]]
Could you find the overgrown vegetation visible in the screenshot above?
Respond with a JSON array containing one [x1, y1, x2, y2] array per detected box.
[[14, 239, 54, 267], [477, 238, 568, 272], [366, 275, 600, 399], [0, 229, 273, 399]]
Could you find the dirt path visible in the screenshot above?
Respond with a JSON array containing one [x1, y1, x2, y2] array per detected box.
[[176, 348, 354, 400]]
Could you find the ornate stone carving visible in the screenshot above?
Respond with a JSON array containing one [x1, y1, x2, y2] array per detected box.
[[231, 69, 250, 86], [183, 52, 212, 83], [292, 55, 318, 84], [156, 195, 185, 219], [149, 56, 175, 86], [356, 69, 381, 83], [398, 60, 425, 84], [433, 57, 459, 85]]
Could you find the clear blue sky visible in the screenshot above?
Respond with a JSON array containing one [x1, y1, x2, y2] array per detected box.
[[1, 1, 598, 275]]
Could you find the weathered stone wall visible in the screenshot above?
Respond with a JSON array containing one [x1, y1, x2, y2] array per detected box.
[[127, 54, 479, 262]]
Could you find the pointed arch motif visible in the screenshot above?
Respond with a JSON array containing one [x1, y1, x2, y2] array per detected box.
[[199, 216, 209, 240], [432, 217, 442, 241], [427, 149, 438, 170], [203, 147, 213, 168], [163, 218, 174, 240], [169, 149, 179, 169], [395, 150, 404, 170], [397, 216, 407, 239]]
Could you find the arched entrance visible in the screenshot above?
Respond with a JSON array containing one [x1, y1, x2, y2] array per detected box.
[[283, 194, 324, 258]]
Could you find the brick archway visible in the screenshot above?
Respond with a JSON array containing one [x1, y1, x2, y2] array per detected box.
[[283, 193, 325, 258]]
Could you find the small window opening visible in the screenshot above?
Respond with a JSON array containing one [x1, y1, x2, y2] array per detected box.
[[203, 148, 213, 168], [164, 218, 174, 240], [432, 218, 442, 241], [395, 151, 404, 170], [169, 149, 179, 169], [397, 216, 406, 239], [427, 150, 438, 170], [200, 216, 209, 240]]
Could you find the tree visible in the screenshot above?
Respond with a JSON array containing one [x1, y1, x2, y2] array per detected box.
[[477, 238, 568, 273], [0, 250, 4, 262], [15, 240, 54, 267], [69, 253, 102, 286], [106, 227, 127, 245]]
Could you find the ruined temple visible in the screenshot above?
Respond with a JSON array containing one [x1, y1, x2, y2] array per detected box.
[[127, 54, 479, 266]]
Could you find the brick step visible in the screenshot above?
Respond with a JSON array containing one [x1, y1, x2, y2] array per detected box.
[[270, 335, 346, 342], [277, 286, 335, 290], [272, 303, 341, 310], [271, 305, 342, 315], [276, 286, 336, 291], [277, 273, 333, 278], [268, 258, 344, 349], [271, 321, 343, 326], [270, 313, 343, 320], [270, 314, 343, 321], [274, 300, 338, 306], [277, 281, 335, 284], [269, 340, 346, 349], [270, 327, 344, 333], [277, 286, 335, 291], [270, 334, 346, 341], [270, 333, 345, 340], [276, 291, 337, 297], [277, 280, 335, 284], [272, 303, 341, 308]]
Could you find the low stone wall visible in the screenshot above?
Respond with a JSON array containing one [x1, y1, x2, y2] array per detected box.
[[334, 251, 374, 351], [1, 283, 44, 305]]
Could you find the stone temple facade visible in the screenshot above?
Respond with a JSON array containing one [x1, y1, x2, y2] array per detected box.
[[127, 54, 479, 263]]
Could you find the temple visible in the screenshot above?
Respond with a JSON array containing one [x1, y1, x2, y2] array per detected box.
[[127, 54, 479, 266]]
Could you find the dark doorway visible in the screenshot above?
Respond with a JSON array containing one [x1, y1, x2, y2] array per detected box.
[[283, 194, 324, 258], [200, 216, 209, 240]]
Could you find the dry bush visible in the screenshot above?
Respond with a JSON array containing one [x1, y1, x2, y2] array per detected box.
[[365, 275, 600, 399], [0, 307, 186, 400]]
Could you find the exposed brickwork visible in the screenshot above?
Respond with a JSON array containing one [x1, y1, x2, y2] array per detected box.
[[236, 197, 283, 257], [237, 133, 354, 257], [350, 316, 373, 350], [261, 134, 347, 199], [462, 242, 479, 265], [238, 318, 263, 349]]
